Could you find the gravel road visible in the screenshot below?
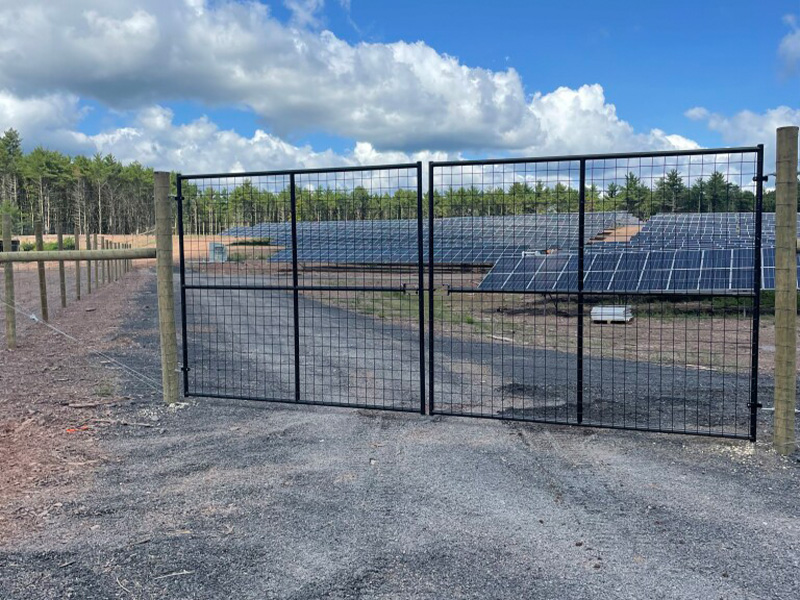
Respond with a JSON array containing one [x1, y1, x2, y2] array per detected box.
[[1, 270, 798, 599]]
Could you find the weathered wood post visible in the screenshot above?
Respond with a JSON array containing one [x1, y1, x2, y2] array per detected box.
[[103, 238, 109, 284], [155, 172, 179, 404], [74, 225, 81, 301], [34, 220, 48, 322], [85, 229, 92, 294], [93, 233, 99, 286], [2, 212, 16, 349], [774, 125, 798, 455], [56, 222, 67, 308]]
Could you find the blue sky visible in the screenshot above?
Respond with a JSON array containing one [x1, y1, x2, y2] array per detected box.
[[0, 0, 797, 172]]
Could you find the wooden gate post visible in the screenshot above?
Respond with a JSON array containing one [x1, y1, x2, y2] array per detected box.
[[56, 222, 67, 308], [2, 212, 15, 349], [774, 125, 798, 455], [155, 171, 179, 405], [34, 220, 48, 322]]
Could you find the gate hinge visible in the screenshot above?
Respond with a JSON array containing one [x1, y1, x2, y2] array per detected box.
[[752, 175, 768, 183], [748, 402, 763, 409], [174, 194, 184, 204], [181, 364, 191, 372]]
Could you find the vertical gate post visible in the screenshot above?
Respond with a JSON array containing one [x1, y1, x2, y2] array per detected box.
[[155, 171, 179, 405], [2, 212, 16, 349], [750, 145, 765, 441], [290, 173, 301, 403], [56, 222, 67, 308], [34, 220, 49, 322], [415, 161, 426, 415], [774, 126, 798, 455], [577, 159, 586, 424], [427, 161, 436, 415], [176, 176, 190, 395]]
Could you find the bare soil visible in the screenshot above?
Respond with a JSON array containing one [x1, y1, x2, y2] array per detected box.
[[0, 268, 153, 544]]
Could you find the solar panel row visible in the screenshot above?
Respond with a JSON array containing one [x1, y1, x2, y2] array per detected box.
[[479, 247, 796, 293]]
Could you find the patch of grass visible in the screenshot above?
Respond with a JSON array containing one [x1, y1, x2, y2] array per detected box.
[[95, 381, 115, 397], [228, 252, 247, 263], [22, 237, 76, 251]]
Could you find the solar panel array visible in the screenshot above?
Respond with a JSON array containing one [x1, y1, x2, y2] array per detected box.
[[223, 211, 794, 292], [224, 212, 634, 265], [480, 247, 799, 293], [623, 212, 792, 250]]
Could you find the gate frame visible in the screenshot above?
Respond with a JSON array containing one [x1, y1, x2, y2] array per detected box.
[[428, 145, 764, 440], [176, 162, 427, 414]]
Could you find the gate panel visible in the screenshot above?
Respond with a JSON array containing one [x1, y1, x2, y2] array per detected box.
[[293, 165, 425, 412], [429, 147, 763, 439], [177, 164, 426, 413], [428, 158, 584, 424], [580, 150, 762, 438]]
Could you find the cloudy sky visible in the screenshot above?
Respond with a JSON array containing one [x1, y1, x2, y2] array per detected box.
[[0, 0, 797, 173]]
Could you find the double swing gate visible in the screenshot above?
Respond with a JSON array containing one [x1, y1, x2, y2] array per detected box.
[[178, 146, 765, 440]]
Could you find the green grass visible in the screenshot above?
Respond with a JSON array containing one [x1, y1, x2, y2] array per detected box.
[[22, 237, 76, 251]]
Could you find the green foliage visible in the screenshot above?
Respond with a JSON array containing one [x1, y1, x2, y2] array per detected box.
[[21, 237, 76, 251], [229, 237, 272, 246]]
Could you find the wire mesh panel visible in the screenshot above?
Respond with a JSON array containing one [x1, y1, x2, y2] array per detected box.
[[177, 164, 426, 412], [178, 172, 295, 401], [428, 159, 588, 424], [581, 149, 762, 438], [293, 165, 424, 412], [430, 147, 763, 439]]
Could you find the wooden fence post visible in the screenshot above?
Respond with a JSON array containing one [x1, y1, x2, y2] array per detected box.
[[74, 225, 81, 301], [34, 220, 48, 322], [155, 172, 178, 405], [93, 234, 98, 286], [103, 238, 109, 284], [85, 230, 92, 294], [2, 212, 15, 349], [774, 125, 798, 455], [56, 222, 67, 308]]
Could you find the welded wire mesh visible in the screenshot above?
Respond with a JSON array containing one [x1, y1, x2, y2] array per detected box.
[[177, 147, 763, 440], [178, 165, 424, 412], [429, 148, 762, 438]]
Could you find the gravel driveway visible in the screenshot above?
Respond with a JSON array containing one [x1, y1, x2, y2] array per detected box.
[[1, 271, 798, 599]]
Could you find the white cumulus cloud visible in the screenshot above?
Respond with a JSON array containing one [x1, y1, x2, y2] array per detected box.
[[779, 14, 800, 74], [0, 0, 700, 160]]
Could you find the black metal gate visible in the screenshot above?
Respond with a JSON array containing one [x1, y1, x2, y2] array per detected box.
[[428, 146, 764, 439], [177, 163, 426, 413], [177, 147, 764, 440]]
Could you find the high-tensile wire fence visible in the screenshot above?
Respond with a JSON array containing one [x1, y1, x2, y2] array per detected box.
[[177, 146, 764, 440]]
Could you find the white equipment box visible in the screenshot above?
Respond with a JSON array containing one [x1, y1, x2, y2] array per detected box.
[[208, 242, 229, 263], [591, 305, 633, 324]]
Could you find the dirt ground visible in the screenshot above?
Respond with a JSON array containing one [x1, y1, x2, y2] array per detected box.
[[0, 269, 798, 599], [0, 268, 154, 543]]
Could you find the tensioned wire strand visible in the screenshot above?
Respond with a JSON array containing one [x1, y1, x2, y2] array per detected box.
[[0, 293, 164, 393]]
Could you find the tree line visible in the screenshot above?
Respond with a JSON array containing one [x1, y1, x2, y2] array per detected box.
[[2, 127, 795, 235], [181, 169, 789, 234], [0, 129, 155, 235]]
